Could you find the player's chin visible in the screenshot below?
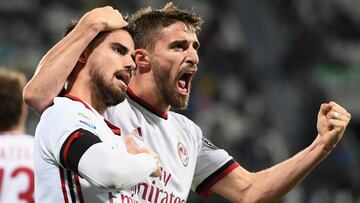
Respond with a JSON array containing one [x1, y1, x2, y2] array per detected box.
[[172, 94, 190, 110], [105, 90, 127, 106]]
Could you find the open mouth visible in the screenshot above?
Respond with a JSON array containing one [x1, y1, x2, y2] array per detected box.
[[177, 70, 196, 95], [115, 70, 131, 86]]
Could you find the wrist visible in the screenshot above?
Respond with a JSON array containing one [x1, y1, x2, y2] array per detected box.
[[314, 135, 334, 156], [75, 19, 103, 36]]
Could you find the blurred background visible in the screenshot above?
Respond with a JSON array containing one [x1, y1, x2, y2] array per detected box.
[[0, 0, 359, 202]]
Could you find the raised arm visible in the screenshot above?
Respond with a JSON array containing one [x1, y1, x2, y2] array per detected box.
[[211, 101, 351, 203], [23, 6, 128, 114]]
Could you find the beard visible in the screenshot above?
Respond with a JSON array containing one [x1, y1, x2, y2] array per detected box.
[[89, 66, 126, 107], [152, 66, 190, 110]]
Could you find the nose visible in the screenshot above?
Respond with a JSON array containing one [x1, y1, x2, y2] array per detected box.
[[125, 55, 136, 71], [185, 47, 199, 66]]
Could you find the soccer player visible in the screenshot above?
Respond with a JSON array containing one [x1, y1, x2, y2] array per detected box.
[[0, 68, 34, 203], [29, 7, 160, 202], [24, 3, 351, 203]]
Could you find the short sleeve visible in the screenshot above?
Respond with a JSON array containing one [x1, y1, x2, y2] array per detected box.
[[36, 98, 99, 167], [192, 135, 239, 197]]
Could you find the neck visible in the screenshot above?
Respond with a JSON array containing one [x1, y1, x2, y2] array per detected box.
[[2, 108, 27, 134], [14, 105, 27, 133], [91, 95, 107, 115], [129, 78, 170, 114], [67, 64, 106, 115], [68, 85, 106, 115], [4, 123, 25, 134]]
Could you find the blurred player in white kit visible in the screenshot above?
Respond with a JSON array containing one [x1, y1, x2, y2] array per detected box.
[[0, 68, 34, 203]]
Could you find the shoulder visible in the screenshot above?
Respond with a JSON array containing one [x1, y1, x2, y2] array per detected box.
[[169, 111, 198, 126], [18, 134, 35, 141], [43, 97, 86, 116], [15, 134, 35, 148], [41, 97, 93, 123], [35, 97, 101, 150], [0, 133, 34, 144], [169, 111, 202, 136], [37, 97, 94, 132], [105, 99, 132, 118]]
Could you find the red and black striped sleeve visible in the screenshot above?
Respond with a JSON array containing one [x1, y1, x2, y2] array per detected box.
[[195, 159, 240, 197], [60, 128, 101, 173]]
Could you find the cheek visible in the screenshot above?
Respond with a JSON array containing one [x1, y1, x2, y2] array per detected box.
[[101, 56, 122, 71], [89, 53, 106, 67], [158, 57, 180, 73]]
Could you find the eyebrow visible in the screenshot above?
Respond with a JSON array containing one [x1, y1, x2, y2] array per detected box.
[[111, 42, 130, 54], [170, 39, 201, 50]]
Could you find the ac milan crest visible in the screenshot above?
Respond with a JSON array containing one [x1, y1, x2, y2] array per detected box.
[[177, 142, 189, 167]]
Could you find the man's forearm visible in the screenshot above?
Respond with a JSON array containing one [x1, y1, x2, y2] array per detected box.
[[23, 21, 101, 114], [213, 103, 350, 203], [248, 137, 329, 202], [211, 137, 331, 203], [78, 142, 157, 189]]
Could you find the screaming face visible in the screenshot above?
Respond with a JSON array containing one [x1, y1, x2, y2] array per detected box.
[[150, 22, 200, 110]]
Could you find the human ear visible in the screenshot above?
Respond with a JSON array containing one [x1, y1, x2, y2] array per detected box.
[[134, 49, 151, 73]]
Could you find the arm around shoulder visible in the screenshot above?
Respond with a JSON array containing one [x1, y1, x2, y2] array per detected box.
[[23, 6, 128, 114]]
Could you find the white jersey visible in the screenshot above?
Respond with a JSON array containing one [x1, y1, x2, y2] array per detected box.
[[0, 132, 34, 203], [34, 96, 135, 203], [105, 89, 239, 202]]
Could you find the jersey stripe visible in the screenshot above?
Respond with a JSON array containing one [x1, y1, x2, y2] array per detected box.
[[62, 131, 84, 169], [105, 119, 121, 135], [66, 170, 77, 202], [59, 168, 69, 203], [64, 94, 92, 110], [127, 87, 168, 119], [108, 192, 114, 203], [196, 160, 240, 197], [74, 174, 84, 203]]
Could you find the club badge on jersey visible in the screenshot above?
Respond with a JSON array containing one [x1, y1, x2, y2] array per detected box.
[[177, 142, 189, 167]]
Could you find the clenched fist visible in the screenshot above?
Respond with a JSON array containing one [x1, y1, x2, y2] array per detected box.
[[316, 101, 351, 152]]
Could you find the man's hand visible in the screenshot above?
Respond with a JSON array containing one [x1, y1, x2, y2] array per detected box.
[[316, 101, 351, 152], [125, 135, 161, 177], [77, 6, 128, 33]]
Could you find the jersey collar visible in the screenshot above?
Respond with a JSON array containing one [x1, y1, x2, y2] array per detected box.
[[126, 88, 168, 120], [63, 94, 121, 135]]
